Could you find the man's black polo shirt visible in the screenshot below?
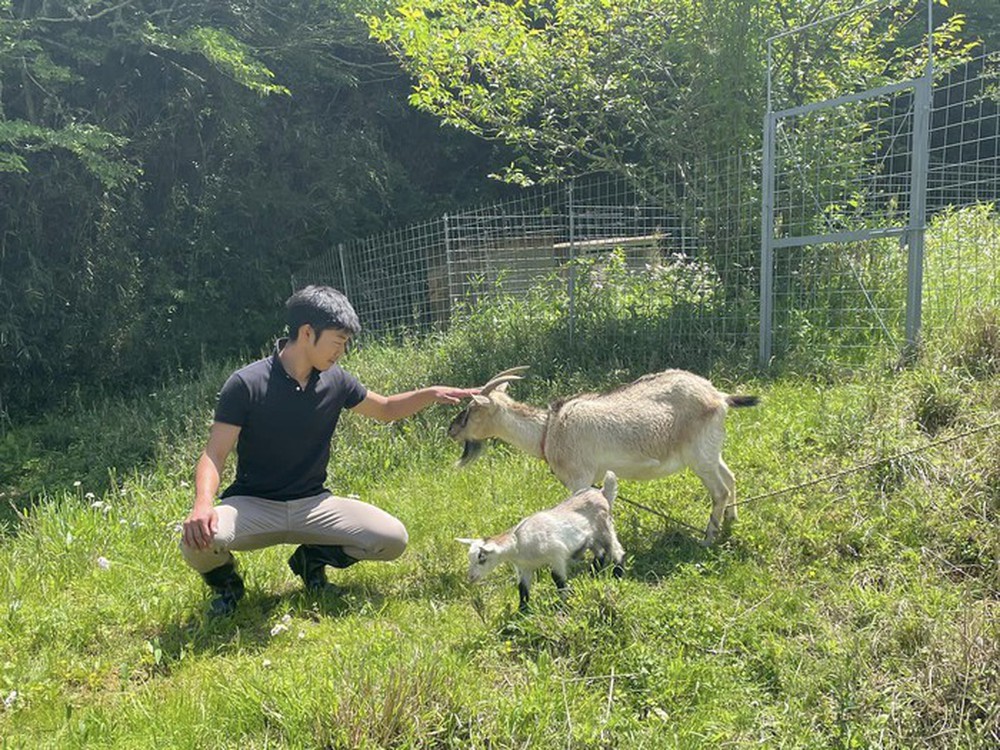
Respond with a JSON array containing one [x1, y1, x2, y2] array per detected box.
[[214, 339, 367, 501]]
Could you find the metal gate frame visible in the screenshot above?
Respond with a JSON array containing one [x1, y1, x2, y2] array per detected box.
[[759, 2, 935, 367]]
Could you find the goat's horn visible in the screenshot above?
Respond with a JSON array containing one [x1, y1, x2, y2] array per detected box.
[[480, 375, 523, 395], [480, 366, 530, 395], [490, 366, 531, 379]]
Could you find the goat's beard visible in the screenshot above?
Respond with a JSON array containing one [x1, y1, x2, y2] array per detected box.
[[456, 440, 485, 467]]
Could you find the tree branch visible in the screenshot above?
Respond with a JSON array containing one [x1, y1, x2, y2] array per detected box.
[[33, 0, 138, 24]]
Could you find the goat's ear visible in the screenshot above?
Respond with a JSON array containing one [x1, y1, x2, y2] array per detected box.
[[455, 537, 477, 546], [493, 382, 510, 393], [471, 394, 491, 406]]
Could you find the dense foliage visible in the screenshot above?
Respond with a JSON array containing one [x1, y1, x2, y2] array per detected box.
[[2, 0, 998, 425], [0, 0, 507, 420], [369, 0, 985, 185]]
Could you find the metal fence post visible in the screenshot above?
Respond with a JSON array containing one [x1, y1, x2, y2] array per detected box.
[[443, 213, 455, 317], [759, 110, 777, 368], [337, 242, 350, 299], [905, 12, 934, 352], [567, 181, 577, 346]]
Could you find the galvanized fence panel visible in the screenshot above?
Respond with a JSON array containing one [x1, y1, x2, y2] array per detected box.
[[924, 49, 1000, 333], [293, 162, 762, 371], [760, 77, 930, 364], [294, 36, 998, 371]]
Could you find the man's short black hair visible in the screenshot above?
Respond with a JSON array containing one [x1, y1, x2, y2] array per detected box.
[[286, 286, 361, 340]]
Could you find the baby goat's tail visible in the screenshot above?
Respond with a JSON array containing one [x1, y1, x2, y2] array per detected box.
[[601, 471, 618, 506]]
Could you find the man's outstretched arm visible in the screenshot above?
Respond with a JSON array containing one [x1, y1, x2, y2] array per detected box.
[[350, 387, 479, 423], [183, 421, 240, 550]]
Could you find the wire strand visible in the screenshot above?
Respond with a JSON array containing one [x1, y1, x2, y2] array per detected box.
[[614, 419, 999, 534]]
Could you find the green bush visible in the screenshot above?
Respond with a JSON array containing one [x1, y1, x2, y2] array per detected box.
[[435, 248, 750, 391]]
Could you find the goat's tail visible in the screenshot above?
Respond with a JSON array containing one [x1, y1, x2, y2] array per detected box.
[[602, 471, 618, 505], [726, 394, 759, 409]]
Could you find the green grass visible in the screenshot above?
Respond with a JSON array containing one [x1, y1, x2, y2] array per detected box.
[[1, 314, 998, 749]]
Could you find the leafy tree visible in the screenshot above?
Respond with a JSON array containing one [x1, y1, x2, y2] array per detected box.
[[0, 1, 506, 421], [369, 0, 976, 185]]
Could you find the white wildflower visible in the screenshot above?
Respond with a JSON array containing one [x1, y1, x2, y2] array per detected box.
[[269, 623, 288, 637], [298, 631, 306, 640], [84, 492, 95, 500], [90, 500, 105, 510], [281, 614, 291, 624], [97, 556, 111, 570], [73, 481, 82, 488], [2, 690, 16, 710], [262, 659, 272, 668]]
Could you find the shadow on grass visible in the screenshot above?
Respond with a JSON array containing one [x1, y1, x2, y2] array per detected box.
[[153, 582, 388, 660], [624, 524, 709, 579], [390, 568, 469, 602]]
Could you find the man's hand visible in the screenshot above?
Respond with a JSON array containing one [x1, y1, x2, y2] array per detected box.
[[183, 505, 219, 550], [352, 386, 481, 421], [426, 386, 481, 405]]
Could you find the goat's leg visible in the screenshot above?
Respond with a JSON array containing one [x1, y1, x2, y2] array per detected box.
[[693, 462, 732, 545], [607, 523, 626, 579], [551, 559, 570, 601], [554, 466, 596, 495], [517, 569, 532, 612], [590, 553, 605, 574], [719, 458, 737, 522]]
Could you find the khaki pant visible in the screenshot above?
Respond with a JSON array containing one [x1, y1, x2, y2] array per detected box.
[[180, 492, 408, 574]]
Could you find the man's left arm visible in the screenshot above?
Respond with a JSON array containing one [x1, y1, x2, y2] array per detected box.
[[350, 386, 479, 423]]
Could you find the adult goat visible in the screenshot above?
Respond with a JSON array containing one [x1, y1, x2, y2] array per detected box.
[[448, 366, 758, 544]]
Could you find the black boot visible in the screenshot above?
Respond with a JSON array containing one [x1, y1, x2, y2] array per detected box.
[[288, 545, 358, 592], [201, 561, 245, 616]]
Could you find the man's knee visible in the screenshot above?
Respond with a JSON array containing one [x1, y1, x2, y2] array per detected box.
[[178, 536, 232, 574], [377, 520, 408, 561]]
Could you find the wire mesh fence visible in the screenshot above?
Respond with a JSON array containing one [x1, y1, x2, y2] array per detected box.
[[292, 44, 999, 371], [924, 49, 1000, 334]]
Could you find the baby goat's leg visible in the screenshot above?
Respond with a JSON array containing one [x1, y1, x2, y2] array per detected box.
[[592, 553, 607, 574], [551, 559, 570, 600], [607, 523, 626, 579], [593, 519, 625, 578], [517, 569, 532, 611]]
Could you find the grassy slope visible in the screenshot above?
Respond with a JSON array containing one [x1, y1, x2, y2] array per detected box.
[[0, 322, 997, 749]]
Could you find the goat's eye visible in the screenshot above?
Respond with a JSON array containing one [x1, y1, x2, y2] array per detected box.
[[477, 551, 488, 564]]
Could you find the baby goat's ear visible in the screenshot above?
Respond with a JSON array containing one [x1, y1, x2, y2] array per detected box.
[[455, 537, 478, 546], [471, 394, 491, 406]]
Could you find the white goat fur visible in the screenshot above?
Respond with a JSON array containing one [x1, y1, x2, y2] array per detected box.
[[458, 471, 624, 609], [448, 369, 758, 544]]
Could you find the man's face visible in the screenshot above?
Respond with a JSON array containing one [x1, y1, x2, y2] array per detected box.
[[307, 327, 351, 370]]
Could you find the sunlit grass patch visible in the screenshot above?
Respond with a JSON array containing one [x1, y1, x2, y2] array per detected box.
[[1, 307, 998, 748]]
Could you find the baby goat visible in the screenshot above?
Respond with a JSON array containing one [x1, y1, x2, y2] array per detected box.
[[458, 471, 625, 610], [448, 367, 758, 544]]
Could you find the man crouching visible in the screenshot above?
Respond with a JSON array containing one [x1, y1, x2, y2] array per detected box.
[[180, 285, 478, 615]]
